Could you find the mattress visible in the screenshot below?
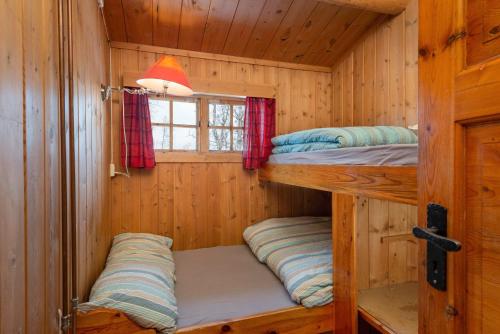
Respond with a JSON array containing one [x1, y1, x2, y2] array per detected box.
[[173, 245, 296, 329], [268, 144, 418, 165]]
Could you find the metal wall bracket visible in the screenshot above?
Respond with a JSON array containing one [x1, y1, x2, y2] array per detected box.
[[58, 309, 72, 332], [413, 203, 462, 291]]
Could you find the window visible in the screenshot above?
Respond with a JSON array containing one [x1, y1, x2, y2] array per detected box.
[[149, 97, 199, 151], [149, 96, 245, 154], [208, 100, 245, 151]]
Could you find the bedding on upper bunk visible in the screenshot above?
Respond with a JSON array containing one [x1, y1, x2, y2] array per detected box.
[[79, 233, 177, 334], [268, 144, 418, 165], [243, 217, 332, 308], [271, 126, 418, 154]]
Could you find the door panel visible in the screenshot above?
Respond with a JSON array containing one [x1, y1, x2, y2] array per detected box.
[[467, 0, 500, 64], [465, 124, 500, 333]]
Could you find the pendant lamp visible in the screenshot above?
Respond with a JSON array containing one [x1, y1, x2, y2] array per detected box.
[[137, 55, 193, 96]]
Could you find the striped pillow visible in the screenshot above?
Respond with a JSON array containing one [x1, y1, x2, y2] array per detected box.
[[79, 233, 177, 334], [243, 217, 333, 308]]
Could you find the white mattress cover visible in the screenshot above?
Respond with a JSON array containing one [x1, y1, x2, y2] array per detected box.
[[268, 144, 418, 166]]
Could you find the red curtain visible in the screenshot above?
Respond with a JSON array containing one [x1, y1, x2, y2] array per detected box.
[[243, 97, 276, 170], [121, 91, 156, 169]]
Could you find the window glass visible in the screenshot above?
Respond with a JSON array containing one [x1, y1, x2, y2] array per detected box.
[[233, 105, 245, 127], [233, 129, 244, 151], [209, 129, 231, 151], [149, 98, 169, 124], [173, 101, 197, 125], [209, 103, 231, 126], [172, 127, 197, 150], [152, 126, 170, 150]]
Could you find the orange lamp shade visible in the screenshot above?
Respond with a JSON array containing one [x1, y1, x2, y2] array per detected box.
[[137, 56, 193, 96]]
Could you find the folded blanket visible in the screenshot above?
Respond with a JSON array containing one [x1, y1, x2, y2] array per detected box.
[[272, 142, 342, 154], [271, 126, 417, 154], [243, 217, 332, 308], [79, 233, 177, 334]]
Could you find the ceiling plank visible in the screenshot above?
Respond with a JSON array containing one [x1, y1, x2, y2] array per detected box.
[[263, 0, 317, 60], [102, 0, 127, 41], [316, 0, 408, 15], [122, 0, 154, 44], [111, 41, 333, 72], [200, 0, 239, 54], [301, 6, 363, 65], [282, 2, 341, 63], [178, 0, 211, 50], [319, 10, 382, 65], [242, 0, 294, 59], [152, 0, 182, 48], [222, 0, 267, 56]]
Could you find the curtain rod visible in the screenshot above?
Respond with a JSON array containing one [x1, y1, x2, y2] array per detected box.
[[100, 85, 246, 101]]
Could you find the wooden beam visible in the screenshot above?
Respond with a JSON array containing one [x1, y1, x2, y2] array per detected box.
[[259, 164, 417, 205], [123, 71, 277, 98], [317, 0, 408, 15], [333, 192, 357, 334], [110, 41, 333, 73]]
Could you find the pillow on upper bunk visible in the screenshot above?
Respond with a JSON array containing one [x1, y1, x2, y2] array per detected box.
[[271, 126, 417, 154], [243, 217, 333, 308], [79, 233, 177, 334]]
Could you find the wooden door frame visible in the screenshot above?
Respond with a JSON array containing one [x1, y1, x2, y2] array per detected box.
[[418, 0, 466, 332]]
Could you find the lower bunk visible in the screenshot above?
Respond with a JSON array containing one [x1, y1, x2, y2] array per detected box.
[[77, 217, 334, 334]]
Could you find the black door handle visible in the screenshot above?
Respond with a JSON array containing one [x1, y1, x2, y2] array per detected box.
[[418, 203, 463, 291], [412, 226, 462, 252]]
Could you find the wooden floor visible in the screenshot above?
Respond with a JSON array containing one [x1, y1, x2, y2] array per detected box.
[[358, 282, 418, 334]]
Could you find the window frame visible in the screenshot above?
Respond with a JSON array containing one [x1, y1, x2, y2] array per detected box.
[[150, 95, 200, 152], [149, 95, 246, 163]]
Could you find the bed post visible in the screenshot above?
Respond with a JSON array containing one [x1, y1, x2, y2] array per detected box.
[[333, 192, 357, 334]]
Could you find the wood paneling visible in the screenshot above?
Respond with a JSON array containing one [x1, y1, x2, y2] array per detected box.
[[0, 0, 64, 332], [109, 44, 332, 250], [103, 0, 383, 66], [1, 0, 111, 328], [72, 0, 112, 302], [331, 0, 418, 127]]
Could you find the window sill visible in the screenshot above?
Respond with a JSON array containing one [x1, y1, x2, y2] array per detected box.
[[155, 151, 243, 163]]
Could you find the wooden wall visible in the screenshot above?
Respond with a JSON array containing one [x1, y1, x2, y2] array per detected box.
[[331, 0, 418, 128], [1, 0, 63, 332], [109, 45, 332, 251], [0, 0, 112, 328], [72, 0, 112, 301], [330, 0, 419, 288]]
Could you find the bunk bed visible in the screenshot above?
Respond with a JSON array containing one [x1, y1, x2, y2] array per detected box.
[[259, 130, 418, 334], [77, 228, 335, 334]]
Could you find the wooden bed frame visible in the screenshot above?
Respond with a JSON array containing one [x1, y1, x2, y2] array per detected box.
[[76, 163, 415, 334], [77, 304, 334, 334], [259, 164, 417, 205], [259, 163, 418, 334]]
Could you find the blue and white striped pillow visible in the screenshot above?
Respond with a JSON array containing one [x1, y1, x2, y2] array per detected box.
[[244, 217, 333, 308], [79, 233, 177, 333]]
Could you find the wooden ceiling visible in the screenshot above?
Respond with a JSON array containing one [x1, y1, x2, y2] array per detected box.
[[103, 0, 384, 66]]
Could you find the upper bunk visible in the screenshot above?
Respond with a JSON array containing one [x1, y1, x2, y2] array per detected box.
[[259, 127, 418, 205], [259, 163, 417, 205]]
